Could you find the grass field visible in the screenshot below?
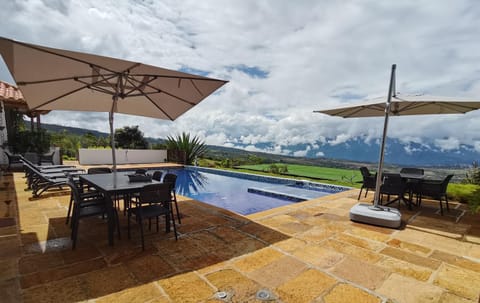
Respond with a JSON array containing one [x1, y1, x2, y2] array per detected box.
[[236, 163, 362, 185]]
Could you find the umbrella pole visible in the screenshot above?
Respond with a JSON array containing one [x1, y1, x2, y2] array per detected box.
[[372, 64, 396, 208], [110, 96, 117, 173]]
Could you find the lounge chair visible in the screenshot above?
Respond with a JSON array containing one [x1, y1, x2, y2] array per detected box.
[[4, 151, 23, 171]]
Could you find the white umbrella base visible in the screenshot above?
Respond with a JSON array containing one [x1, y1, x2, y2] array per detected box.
[[349, 203, 402, 228]]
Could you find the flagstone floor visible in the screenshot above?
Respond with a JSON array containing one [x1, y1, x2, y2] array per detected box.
[[0, 171, 479, 302]]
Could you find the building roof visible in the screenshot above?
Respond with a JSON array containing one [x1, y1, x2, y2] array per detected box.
[[0, 80, 49, 115]]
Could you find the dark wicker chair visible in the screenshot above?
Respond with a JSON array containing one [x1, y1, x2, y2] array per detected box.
[[127, 183, 177, 250], [400, 167, 425, 203], [358, 167, 377, 200], [4, 151, 23, 171], [380, 173, 409, 209], [66, 178, 120, 249], [418, 174, 454, 215], [163, 173, 181, 224]]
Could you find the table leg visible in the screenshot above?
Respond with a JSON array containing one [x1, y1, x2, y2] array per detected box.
[[107, 195, 115, 246]]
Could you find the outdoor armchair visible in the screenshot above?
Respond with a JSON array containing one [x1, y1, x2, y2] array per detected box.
[[358, 167, 377, 200], [418, 174, 454, 215], [66, 178, 120, 249], [379, 173, 409, 209], [127, 183, 178, 250], [163, 173, 181, 224]]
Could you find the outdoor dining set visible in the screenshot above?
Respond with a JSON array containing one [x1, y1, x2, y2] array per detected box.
[[18, 156, 179, 250], [358, 166, 453, 215]]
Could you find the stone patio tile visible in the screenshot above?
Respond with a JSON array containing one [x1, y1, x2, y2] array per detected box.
[[126, 254, 177, 283], [158, 272, 214, 303], [18, 251, 64, 275], [275, 268, 337, 303], [439, 292, 478, 303], [19, 224, 53, 244], [323, 239, 383, 264], [430, 250, 480, 272], [329, 257, 390, 290], [232, 247, 284, 273], [22, 276, 88, 303], [237, 221, 290, 244], [323, 283, 382, 303], [259, 214, 313, 235], [0, 278, 21, 303], [408, 214, 470, 239], [433, 264, 480, 300], [95, 282, 165, 303], [0, 259, 18, 282], [394, 228, 476, 258], [386, 238, 432, 256], [290, 244, 344, 269], [20, 257, 107, 289], [377, 273, 444, 303], [376, 257, 433, 281], [272, 237, 307, 253], [0, 225, 17, 237], [206, 269, 260, 301], [80, 265, 137, 299], [350, 221, 396, 236], [335, 232, 385, 251], [248, 255, 308, 288], [380, 247, 442, 270], [0, 236, 21, 260], [296, 225, 333, 243]]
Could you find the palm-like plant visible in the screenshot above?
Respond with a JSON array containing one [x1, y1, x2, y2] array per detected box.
[[166, 132, 207, 165]]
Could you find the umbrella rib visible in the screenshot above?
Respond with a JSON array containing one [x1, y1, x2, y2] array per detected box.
[[189, 79, 204, 97], [143, 94, 174, 120], [10, 38, 138, 75], [16, 74, 116, 86], [29, 74, 119, 110]]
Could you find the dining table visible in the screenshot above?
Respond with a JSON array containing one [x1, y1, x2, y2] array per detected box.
[[79, 172, 161, 246]]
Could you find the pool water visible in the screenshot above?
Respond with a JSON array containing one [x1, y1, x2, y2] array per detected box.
[[160, 167, 348, 215]]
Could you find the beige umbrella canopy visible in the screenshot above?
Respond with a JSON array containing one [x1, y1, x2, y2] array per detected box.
[[0, 37, 228, 170], [315, 64, 480, 227]]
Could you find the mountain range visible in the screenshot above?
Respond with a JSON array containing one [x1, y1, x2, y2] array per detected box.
[[40, 122, 478, 168]]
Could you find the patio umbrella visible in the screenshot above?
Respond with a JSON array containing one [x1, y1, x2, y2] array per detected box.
[[314, 64, 480, 228], [0, 37, 227, 170]]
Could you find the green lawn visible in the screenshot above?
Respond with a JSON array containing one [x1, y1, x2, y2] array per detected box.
[[236, 164, 362, 184]]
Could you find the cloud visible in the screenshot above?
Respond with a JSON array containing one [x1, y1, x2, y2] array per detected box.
[[0, 1, 479, 161], [434, 137, 461, 151]]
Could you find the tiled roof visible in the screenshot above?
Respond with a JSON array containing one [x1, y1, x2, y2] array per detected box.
[[0, 80, 24, 103], [0, 80, 50, 115]]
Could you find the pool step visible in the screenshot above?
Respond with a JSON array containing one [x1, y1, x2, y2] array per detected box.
[[248, 184, 328, 202]]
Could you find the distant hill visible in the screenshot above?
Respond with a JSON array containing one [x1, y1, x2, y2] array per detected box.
[[39, 122, 478, 168]]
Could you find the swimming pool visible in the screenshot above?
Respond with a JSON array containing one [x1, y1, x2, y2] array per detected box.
[[158, 167, 350, 215]]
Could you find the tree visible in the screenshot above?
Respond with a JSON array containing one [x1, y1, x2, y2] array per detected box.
[[166, 132, 207, 165], [114, 126, 148, 149]]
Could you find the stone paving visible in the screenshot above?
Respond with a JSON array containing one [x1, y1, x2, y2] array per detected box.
[[0, 171, 479, 302]]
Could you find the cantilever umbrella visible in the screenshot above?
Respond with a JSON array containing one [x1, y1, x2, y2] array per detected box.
[[315, 64, 480, 228], [0, 37, 227, 170]]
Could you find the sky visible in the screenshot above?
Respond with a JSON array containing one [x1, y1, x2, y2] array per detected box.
[[1, 0, 480, 157]]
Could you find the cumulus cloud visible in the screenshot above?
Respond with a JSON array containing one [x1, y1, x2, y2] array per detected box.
[[1, 1, 480, 157], [434, 138, 461, 151]]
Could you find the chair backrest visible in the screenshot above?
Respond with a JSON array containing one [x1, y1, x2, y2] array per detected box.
[[440, 174, 454, 193], [152, 170, 163, 182], [66, 179, 80, 205], [88, 167, 112, 174], [163, 173, 177, 191], [360, 167, 371, 178], [400, 167, 424, 175], [139, 183, 172, 205], [381, 173, 406, 194], [135, 169, 147, 175]]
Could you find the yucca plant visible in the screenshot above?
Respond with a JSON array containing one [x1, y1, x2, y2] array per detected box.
[[166, 132, 207, 165]]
